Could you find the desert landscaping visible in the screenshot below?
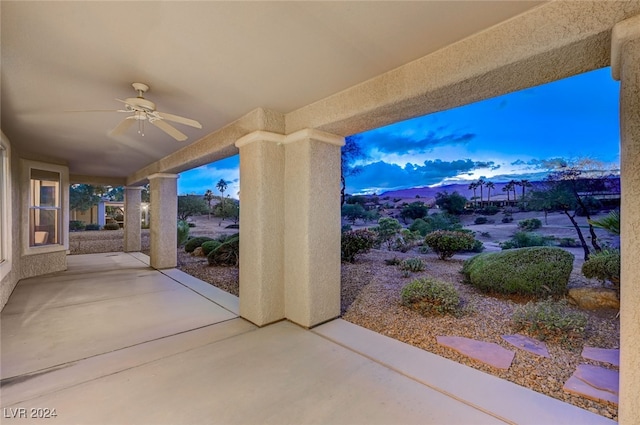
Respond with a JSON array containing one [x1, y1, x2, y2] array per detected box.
[[69, 206, 621, 420]]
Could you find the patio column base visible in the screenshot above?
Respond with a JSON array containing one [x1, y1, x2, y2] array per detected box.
[[148, 173, 178, 269], [236, 132, 286, 326], [124, 186, 143, 252], [283, 129, 344, 328], [612, 14, 640, 425]]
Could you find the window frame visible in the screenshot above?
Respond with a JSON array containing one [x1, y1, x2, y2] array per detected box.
[[0, 137, 11, 281], [21, 160, 69, 256]]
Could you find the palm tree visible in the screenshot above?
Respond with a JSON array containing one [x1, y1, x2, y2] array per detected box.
[[216, 179, 228, 224], [485, 181, 495, 204], [203, 189, 214, 219], [509, 179, 518, 202], [468, 182, 478, 208], [477, 178, 486, 206], [519, 179, 532, 199], [502, 184, 511, 202]]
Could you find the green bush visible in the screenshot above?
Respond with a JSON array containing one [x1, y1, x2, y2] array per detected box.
[[500, 231, 552, 249], [478, 205, 499, 216], [466, 238, 485, 253], [201, 240, 223, 256], [207, 233, 239, 267], [474, 216, 488, 225], [177, 220, 190, 247], [462, 247, 574, 297], [373, 217, 403, 250], [400, 277, 460, 316], [85, 223, 100, 231], [103, 222, 120, 230], [385, 256, 402, 266], [341, 228, 378, 262], [557, 237, 580, 248], [424, 230, 475, 260], [512, 299, 587, 346], [518, 218, 542, 231], [582, 249, 620, 290], [400, 258, 426, 272], [69, 220, 85, 231], [184, 236, 214, 253]]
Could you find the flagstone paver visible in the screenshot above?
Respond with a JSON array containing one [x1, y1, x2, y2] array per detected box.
[[563, 364, 619, 405], [582, 347, 620, 367], [436, 336, 515, 370], [501, 334, 550, 358]]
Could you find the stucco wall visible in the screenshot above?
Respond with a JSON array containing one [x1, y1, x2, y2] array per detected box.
[[0, 135, 69, 311]]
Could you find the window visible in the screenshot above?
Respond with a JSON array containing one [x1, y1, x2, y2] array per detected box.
[[21, 160, 68, 255], [29, 169, 61, 246], [0, 139, 11, 280]]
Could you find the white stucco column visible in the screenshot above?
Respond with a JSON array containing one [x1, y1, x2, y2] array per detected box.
[[235, 131, 286, 326], [282, 129, 344, 328], [148, 173, 178, 269], [123, 186, 143, 252], [612, 14, 640, 425]]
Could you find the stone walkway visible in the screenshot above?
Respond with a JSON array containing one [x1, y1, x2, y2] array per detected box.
[[437, 335, 619, 405]]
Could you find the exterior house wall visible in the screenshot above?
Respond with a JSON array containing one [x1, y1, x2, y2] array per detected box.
[[0, 133, 69, 311]]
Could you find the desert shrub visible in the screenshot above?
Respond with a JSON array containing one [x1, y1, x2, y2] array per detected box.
[[207, 233, 239, 266], [512, 299, 587, 346], [103, 222, 120, 230], [85, 223, 100, 231], [409, 218, 430, 236], [435, 191, 467, 215], [466, 239, 485, 253], [424, 230, 475, 260], [500, 231, 552, 249], [582, 249, 620, 290], [177, 220, 191, 247], [201, 240, 223, 256], [385, 256, 402, 266], [400, 277, 460, 316], [480, 231, 491, 238], [478, 205, 499, 216], [373, 217, 403, 250], [69, 220, 85, 231], [341, 228, 377, 263], [557, 237, 580, 247], [188, 222, 196, 227], [400, 258, 426, 272], [474, 216, 488, 225], [390, 229, 421, 252], [518, 218, 542, 231], [462, 247, 574, 297], [184, 236, 214, 253]]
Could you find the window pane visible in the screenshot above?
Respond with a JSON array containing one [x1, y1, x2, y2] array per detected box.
[[29, 208, 59, 246]]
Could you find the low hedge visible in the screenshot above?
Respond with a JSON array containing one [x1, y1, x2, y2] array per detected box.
[[401, 277, 460, 316], [208, 233, 239, 266], [184, 236, 214, 253], [462, 247, 574, 297]]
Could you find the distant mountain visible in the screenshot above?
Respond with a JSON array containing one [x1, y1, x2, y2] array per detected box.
[[378, 181, 546, 201]]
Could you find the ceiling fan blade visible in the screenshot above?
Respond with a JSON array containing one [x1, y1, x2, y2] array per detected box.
[[151, 119, 188, 141], [156, 111, 202, 129], [110, 117, 135, 136]]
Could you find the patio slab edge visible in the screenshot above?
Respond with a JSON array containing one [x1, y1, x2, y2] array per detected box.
[[313, 319, 616, 425]]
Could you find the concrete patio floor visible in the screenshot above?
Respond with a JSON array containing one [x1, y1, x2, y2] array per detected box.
[[1, 253, 615, 425]]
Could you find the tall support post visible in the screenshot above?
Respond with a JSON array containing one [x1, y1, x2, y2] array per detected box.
[[612, 14, 640, 424], [123, 186, 143, 252], [235, 131, 286, 326], [148, 173, 178, 269], [283, 129, 344, 328]]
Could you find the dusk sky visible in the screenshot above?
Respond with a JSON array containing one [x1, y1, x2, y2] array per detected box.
[[178, 67, 620, 197]]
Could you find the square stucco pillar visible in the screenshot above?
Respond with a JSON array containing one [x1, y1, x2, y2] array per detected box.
[[148, 173, 178, 269], [283, 129, 344, 328], [124, 186, 143, 252], [235, 131, 286, 326], [612, 15, 640, 425]]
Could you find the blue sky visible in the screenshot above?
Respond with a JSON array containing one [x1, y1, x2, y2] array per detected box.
[[178, 67, 620, 197]]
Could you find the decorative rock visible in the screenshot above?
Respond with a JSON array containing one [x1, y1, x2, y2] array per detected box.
[[501, 334, 550, 358], [567, 287, 619, 310], [436, 336, 515, 370], [192, 247, 204, 257], [563, 364, 619, 405], [582, 347, 620, 367]]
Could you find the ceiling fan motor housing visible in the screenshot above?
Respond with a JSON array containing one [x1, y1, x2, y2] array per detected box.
[[124, 97, 156, 112]]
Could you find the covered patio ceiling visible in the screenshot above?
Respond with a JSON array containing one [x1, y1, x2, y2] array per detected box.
[[1, 1, 543, 180]]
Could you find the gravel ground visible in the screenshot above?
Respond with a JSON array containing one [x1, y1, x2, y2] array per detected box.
[[70, 229, 619, 420]]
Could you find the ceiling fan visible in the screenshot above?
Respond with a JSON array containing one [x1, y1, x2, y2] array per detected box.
[[109, 83, 202, 141]]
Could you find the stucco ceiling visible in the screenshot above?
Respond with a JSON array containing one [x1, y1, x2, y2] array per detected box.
[[1, 1, 543, 180]]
